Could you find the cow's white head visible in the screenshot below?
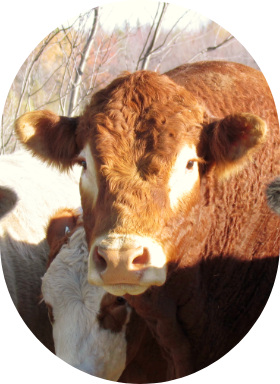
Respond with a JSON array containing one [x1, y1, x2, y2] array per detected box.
[[41, 224, 131, 380]]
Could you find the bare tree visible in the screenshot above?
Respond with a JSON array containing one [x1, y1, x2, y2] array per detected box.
[[1, 3, 258, 155], [137, 2, 169, 70], [1, 8, 104, 153], [67, 8, 99, 116], [1, 27, 70, 154], [187, 34, 235, 63]]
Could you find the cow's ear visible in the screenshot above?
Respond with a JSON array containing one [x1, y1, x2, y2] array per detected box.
[[198, 113, 267, 179], [15, 110, 80, 170]]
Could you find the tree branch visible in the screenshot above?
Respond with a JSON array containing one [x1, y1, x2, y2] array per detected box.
[[67, 8, 99, 116], [188, 35, 235, 62], [140, 3, 169, 70]]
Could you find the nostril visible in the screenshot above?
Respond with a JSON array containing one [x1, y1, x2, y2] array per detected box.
[[132, 247, 150, 265], [93, 247, 107, 273]]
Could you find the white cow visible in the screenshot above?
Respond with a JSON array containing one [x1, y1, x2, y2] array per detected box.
[[0, 152, 81, 351], [42, 221, 130, 380], [42, 208, 167, 382]]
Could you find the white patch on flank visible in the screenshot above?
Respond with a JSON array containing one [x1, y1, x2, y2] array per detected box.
[[88, 233, 167, 296], [79, 144, 99, 207], [41, 227, 130, 381], [168, 144, 200, 210]]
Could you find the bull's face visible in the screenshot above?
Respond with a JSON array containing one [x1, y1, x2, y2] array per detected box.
[[78, 141, 202, 295], [16, 71, 267, 295]]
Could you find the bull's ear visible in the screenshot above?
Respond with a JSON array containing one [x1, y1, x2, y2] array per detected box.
[[15, 110, 80, 170], [198, 113, 267, 179]]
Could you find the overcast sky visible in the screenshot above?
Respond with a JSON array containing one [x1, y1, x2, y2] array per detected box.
[[100, 0, 209, 29], [65, 1, 211, 32]]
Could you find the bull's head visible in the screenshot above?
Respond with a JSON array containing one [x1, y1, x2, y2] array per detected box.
[[16, 71, 267, 295]]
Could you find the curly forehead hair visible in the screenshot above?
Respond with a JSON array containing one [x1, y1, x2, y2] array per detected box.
[[77, 70, 207, 151]]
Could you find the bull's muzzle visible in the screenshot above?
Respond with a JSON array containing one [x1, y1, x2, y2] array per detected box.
[[87, 234, 167, 295]]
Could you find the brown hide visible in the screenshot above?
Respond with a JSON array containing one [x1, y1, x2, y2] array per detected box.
[[119, 313, 168, 383], [125, 62, 280, 377]]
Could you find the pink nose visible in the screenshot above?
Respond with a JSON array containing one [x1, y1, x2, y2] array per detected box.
[[92, 246, 151, 284]]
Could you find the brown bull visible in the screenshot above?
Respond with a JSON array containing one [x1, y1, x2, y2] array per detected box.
[[16, 61, 280, 379]]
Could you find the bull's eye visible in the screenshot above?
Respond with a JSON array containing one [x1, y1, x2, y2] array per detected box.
[[74, 157, 87, 170], [186, 160, 194, 170], [81, 160, 87, 170]]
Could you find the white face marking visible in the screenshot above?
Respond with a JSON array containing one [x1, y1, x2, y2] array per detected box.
[[88, 233, 167, 295], [79, 144, 99, 207], [41, 227, 130, 381], [168, 144, 200, 210]]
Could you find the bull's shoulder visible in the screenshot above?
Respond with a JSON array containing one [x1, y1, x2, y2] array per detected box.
[[165, 61, 276, 125]]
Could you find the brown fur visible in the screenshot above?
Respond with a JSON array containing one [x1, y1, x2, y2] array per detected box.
[[15, 111, 80, 170], [46, 207, 82, 268], [16, 61, 280, 379]]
